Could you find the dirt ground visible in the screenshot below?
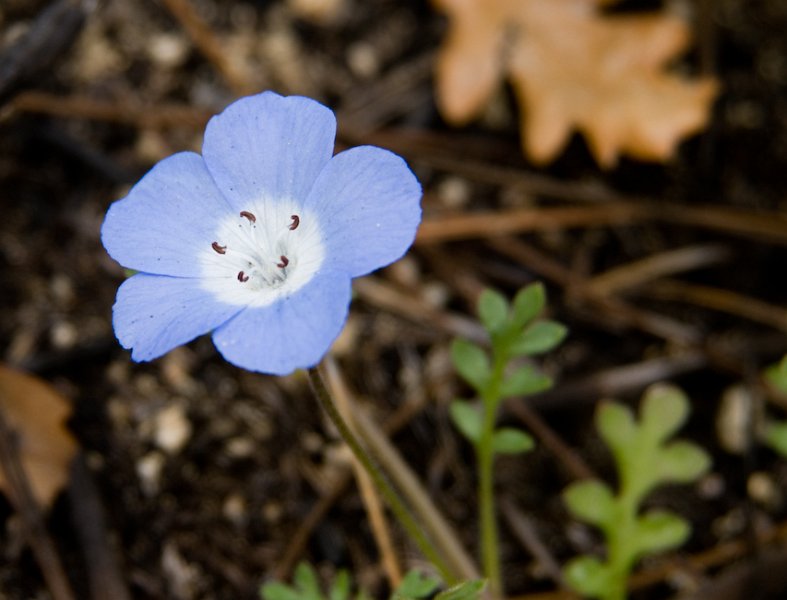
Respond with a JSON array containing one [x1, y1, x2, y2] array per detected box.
[[1, 0, 787, 599]]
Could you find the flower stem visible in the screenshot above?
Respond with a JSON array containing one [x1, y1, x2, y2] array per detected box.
[[603, 462, 644, 600], [306, 366, 457, 585], [477, 356, 506, 598]]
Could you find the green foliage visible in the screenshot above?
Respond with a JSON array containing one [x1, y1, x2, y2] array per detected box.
[[433, 579, 486, 600], [763, 356, 787, 458], [263, 565, 480, 600], [509, 320, 568, 357], [563, 480, 615, 527], [449, 282, 567, 457], [631, 510, 690, 556], [449, 400, 483, 444], [477, 289, 508, 334], [563, 557, 611, 598], [562, 384, 711, 600], [491, 428, 534, 454], [449, 283, 567, 595], [765, 421, 787, 457], [450, 339, 490, 393], [391, 570, 440, 599], [261, 563, 365, 600], [499, 366, 552, 397], [394, 573, 486, 600], [765, 355, 787, 395], [511, 283, 545, 329]]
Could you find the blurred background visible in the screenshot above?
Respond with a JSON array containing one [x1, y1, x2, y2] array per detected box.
[[1, 0, 787, 598]]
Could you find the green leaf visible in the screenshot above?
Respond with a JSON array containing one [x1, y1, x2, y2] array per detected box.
[[511, 283, 545, 329], [492, 428, 534, 454], [563, 480, 616, 528], [392, 570, 440, 599], [434, 579, 486, 600], [596, 401, 637, 451], [478, 289, 509, 334], [657, 440, 711, 483], [499, 365, 552, 398], [261, 582, 303, 600], [449, 400, 483, 445], [563, 556, 612, 597], [765, 356, 787, 395], [765, 420, 787, 457], [293, 563, 322, 599], [450, 339, 490, 392], [640, 384, 690, 442], [509, 320, 568, 356], [633, 510, 690, 556], [329, 571, 350, 600]]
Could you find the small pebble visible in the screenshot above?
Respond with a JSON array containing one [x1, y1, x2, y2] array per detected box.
[[262, 501, 283, 523], [301, 431, 324, 453], [223, 493, 248, 526], [50, 274, 74, 305], [153, 404, 192, 454], [225, 436, 255, 458], [421, 281, 450, 309], [716, 384, 753, 455], [137, 451, 165, 496], [387, 256, 420, 287], [437, 176, 471, 208], [347, 42, 379, 78], [147, 32, 189, 69], [50, 321, 78, 349], [696, 472, 726, 500], [288, 0, 345, 24], [748, 471, 782, 510]]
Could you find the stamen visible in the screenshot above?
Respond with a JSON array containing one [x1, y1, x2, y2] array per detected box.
[[240, 210, 257, 223], [289, 215, 300, 230], [237, 271, 249, 282], [211, 242, 227, 254], [277, 255, 289, 268]]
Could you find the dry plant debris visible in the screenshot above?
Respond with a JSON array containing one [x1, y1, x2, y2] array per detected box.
[[0, 365, 78, 509], [433, 0, 719, 167]]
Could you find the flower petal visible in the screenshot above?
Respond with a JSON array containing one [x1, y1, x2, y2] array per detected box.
[[211, 270, 352, 375], [202, 92, 336, 212], [102, 152, 232, 277], [113, 274, 242, 362], [303, 146, 422, 277]]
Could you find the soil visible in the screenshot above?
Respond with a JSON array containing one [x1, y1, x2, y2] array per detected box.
[[1, 0, 787, 599]]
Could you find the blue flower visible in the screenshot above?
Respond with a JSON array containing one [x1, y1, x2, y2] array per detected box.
[[101, 92, 422, 375]]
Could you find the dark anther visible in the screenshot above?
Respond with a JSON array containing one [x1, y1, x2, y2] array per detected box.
[[211, 242, 227, 254], [240, 210, 257, 223], [289, 215, 300, 230], [277, 255, 289, 268], [237, 271, 249, 282]]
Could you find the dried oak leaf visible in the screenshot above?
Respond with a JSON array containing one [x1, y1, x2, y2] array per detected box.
[[433, 0, 719, 167], [0, 365, 78, 509]]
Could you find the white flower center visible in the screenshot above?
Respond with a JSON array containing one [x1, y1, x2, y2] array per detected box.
[[199, 199, 325, 308]]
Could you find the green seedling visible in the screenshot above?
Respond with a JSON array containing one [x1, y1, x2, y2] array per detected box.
[[762, 355, 787, 456], [261, 562, 369, 600], [394, 572, 486, 600], [261, 563, 485, 600], [450, 283, 567, 596], [562, 384, 711, 600]]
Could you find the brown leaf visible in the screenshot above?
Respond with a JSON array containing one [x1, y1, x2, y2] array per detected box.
[[433, 0, 719, 167], [0, 365, 78, 509]]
